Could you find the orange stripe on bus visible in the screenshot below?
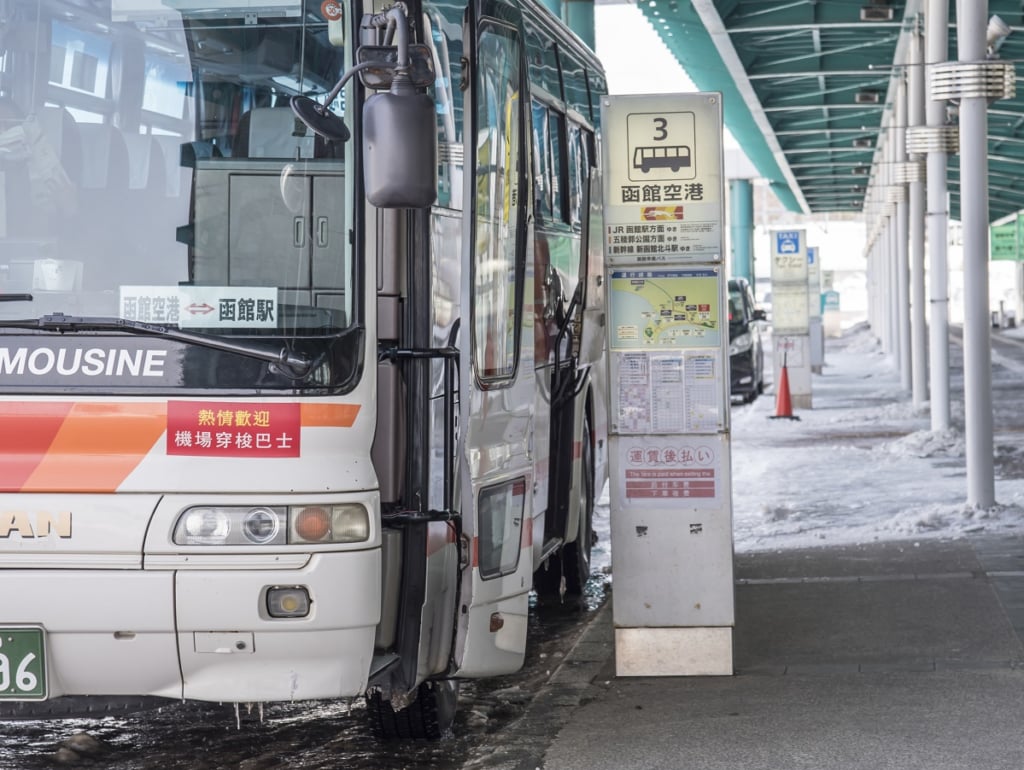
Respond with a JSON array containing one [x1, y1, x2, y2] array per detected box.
[[300, 403, 361, 427], [523, 516, 534, 548], [22, 402, 167, 493]]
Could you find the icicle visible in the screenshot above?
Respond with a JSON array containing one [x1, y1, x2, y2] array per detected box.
[[234, 703, 241, 730], [259, 703, 264, 723]]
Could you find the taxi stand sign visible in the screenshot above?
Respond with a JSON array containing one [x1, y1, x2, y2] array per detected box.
[[770, 229, 813, 408], [601, 93, 734, 677]]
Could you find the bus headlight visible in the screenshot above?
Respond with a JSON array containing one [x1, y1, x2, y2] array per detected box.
[[172, 504, 370, 545], [291, 504, 370, 544], [243, 507, 282, 544], [179, 508, 233, 545]]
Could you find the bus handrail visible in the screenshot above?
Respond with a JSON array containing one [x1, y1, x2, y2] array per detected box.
[[378, 343, 460, 522]]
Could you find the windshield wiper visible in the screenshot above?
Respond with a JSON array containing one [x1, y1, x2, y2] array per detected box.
[[0, 293, 33, 302], [0, 313, 314, 378]]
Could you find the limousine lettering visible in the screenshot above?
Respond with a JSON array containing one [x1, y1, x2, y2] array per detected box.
[[0, 347, 167, 377]]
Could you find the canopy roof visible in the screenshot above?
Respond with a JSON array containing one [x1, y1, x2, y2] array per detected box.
[[635, 0, 1024, 222]]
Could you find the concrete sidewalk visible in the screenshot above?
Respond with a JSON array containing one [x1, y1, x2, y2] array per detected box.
[[539, 536, 1024, 770]]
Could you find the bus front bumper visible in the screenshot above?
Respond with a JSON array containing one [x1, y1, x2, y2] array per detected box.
[[0, 549, 381, 704]]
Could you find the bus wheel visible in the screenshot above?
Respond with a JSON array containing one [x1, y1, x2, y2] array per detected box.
[[562, 417, 595, 597], [366, 679, 459, 741], [534, 417, 595, 601]]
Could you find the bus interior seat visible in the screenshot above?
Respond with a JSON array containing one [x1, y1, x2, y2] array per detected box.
[[235, 107, 314, 159], [123, 133, 167, 195], [77, 123, 129, 191], [38, 106, 82, 186], [151, 135, 189, 198], [75, 124, 131, 286]]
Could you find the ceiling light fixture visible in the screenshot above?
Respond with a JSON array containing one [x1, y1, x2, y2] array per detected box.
[[987, 15, 1011, 57], [861, 1, 893, 22]]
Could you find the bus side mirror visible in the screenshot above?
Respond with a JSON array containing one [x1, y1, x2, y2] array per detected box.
[[292, 4, 437, 209], [363, 90, 437, 209], [359, 43, 437, 209]]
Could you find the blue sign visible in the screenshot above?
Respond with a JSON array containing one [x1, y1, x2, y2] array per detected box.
[[807, 246, 816, 265], [822, 290, 840, 313], [775, 230, 801, 255]]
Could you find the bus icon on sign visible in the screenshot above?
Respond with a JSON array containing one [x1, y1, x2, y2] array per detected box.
[[633, 144, 691, 174]]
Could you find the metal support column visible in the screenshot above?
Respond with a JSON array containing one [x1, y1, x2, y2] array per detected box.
[[539, 0, 561, 20], [885, 137, 898, 361], [729, 179, 754, 284], [894, 77, 911, 390], [907, 25, 928, 408], [563, 0, 595, 50], [925, 0, 951, 431], [955, 0, 995, 508]]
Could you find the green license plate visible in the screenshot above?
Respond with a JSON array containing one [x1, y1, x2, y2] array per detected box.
[[0, 628, 46, 700]]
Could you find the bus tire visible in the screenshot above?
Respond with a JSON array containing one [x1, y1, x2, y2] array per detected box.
[[534, 416, 595, 600], [366, 679, 459, 741], [562, 415, 595, 597]]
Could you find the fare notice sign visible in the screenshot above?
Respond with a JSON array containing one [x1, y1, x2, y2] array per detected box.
[[600, 93, 724, 265]]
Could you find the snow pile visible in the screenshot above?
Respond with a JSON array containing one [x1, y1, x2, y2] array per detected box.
[[729, 325, 1024, 552], [884, 429, 965, 458]]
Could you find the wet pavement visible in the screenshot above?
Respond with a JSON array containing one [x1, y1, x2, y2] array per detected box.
[[0, 583, 611, 770]]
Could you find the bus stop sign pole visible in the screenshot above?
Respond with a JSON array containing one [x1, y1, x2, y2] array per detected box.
[[600, 93, 734, 676]]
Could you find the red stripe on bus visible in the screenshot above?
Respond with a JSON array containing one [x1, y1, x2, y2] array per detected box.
[[0, 401, 167, 492], [0, 402, 74, 491]]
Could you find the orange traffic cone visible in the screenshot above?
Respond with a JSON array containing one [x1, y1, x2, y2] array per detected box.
[[770, 353, 800, 421]]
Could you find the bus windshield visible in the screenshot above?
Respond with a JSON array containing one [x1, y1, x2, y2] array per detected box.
[[0, 0, 355, 343]]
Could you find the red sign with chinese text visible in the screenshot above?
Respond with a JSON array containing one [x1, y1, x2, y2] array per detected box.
[[167, 401, 301, 457]]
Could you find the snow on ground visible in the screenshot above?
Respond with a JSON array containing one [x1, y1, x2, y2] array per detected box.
[[729, 324, 1024, 552]]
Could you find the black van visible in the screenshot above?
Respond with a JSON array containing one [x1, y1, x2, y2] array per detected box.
[[728, 277, 766, 402]]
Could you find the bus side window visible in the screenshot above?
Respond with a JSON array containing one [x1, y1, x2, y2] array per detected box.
[[531, 101, 567, 226], [423, 7, 464, 210], [473, 22, 524, 383], [547, 109, 565, 224], [531, 100, 551, 221], [567, 122, 583, 230]]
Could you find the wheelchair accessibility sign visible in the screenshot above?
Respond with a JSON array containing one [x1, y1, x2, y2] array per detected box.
[[627, 111, 697, 182]]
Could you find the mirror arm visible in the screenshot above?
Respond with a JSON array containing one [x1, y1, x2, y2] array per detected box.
[[310, 1, 414, 115], [367, 3, 414, 93], [322, 60, 376, 108]]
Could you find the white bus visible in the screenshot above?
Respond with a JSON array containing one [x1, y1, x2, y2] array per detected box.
[[0, 0, 608, 740]]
